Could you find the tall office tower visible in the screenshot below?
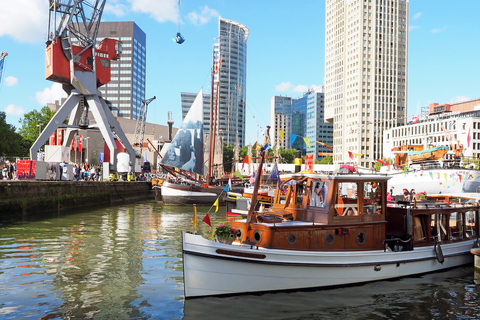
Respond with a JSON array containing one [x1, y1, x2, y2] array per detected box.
[[291, 88, 332, 160], [96, 22, 146, 120], [292, 95, 307, 154], [305, 87, 332, 161], [271, 96, 293, 150], [324, 0, 409, 168], [213, 17, 249, 147]]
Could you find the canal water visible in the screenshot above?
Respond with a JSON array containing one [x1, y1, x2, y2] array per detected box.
[[1, 201, 480, 319]]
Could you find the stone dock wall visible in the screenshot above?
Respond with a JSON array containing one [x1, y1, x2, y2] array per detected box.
[[0, 181, 153, 217]]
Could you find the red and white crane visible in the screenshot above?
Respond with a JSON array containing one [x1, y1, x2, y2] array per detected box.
[[30, 0, 136, 170]]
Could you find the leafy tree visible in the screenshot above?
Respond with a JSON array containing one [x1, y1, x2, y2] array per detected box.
[[0, 112, 24, 157], [319, 155, 333, 164], [18, 106, 56, 152], [223, 143, 235, 172], [279, 148, 296, 164]]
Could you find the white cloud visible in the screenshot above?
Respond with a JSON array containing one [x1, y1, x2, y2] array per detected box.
[[275, 82, 322, 94], [129, 0, 180, 23], [292, 84, 309, 93], [105, 1, 128, 17], [3, 104, 24, 116], [35, 83, 68, 106], [413, 12, 422, 20], [432, 26, 447, 33], [409, 25, 420, 31], [187, 6, 219, 26], [4, 76, 18, 86], [449, 96, 470, 104], [0, 0, 47, 43], [275, 82, 293, 92]]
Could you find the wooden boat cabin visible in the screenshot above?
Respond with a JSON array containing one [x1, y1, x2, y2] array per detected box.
[[230, 173, 479, 252]]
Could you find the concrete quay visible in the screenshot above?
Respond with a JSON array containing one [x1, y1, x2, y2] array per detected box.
[[0, 180, 154, 217]]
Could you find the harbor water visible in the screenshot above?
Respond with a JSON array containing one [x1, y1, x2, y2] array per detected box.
[[1, 201, 480, 319]]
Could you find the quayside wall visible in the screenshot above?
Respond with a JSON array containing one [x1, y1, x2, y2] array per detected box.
[[0, 181, 153, 217]]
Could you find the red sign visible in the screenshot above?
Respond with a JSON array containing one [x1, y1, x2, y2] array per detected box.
[[50, 132, 56, 145], [57, 128, 63, 145], [305, 154, 314, 171], [16, 160, 36, 180]]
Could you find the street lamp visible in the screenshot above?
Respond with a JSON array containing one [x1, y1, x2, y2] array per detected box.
[[84, 137, 89, 162], [37, 123, 42, 136]]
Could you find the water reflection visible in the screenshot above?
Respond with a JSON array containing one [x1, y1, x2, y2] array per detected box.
[[0, 201, 479, 319]]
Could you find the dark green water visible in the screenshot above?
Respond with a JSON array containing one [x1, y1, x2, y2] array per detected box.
[[1, 201, 480, 319]]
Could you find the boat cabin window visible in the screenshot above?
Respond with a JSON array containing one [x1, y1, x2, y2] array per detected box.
[[362, 181, 383, 215], [295, 180, 308, 206], [309, 181, 328, 208], [335, 182, 358, 216]]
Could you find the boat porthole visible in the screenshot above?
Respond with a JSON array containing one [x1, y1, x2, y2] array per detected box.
[[374, 265, 381, 272], [356, 232, 366, 245], [287, 233, 296, 245], [253, 230, 262, 243], [325, 233, 334, 245], [236, 228, 242, 240]]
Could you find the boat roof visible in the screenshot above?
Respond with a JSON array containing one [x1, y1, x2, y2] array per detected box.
[[280, 172, 391, 182]]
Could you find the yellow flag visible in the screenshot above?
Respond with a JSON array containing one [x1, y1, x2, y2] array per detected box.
[[192, 205, 198, 233], [214, 198, 219, 213], [279, 129, 285, 141], [355, 153, 364, 157], [303, 137, 310, 148]]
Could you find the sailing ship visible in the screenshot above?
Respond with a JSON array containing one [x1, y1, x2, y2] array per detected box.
[[182, 152, 480, 298], [159, 89, 229, 205]]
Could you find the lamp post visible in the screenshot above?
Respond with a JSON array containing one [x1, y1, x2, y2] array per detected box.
[[84, 137, 89, 163], [37, 123, 42, 136]]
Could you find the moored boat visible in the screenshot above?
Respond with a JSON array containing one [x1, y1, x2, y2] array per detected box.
[[182, 158, 480, 298]]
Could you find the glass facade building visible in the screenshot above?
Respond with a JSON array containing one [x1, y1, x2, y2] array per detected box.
[[96, 22, 146, 120], [271, 96, 293, 149], [213, 17, 249, 147]]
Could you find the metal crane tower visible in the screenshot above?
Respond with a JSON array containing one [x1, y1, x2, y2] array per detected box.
[[30, 0, 136, 170], [133, 96, 156, 158]]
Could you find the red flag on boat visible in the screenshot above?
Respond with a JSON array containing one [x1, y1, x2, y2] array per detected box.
[[242, 155, 250, 170], [348, 151, 353, 160], [202, 214, 212, 227]]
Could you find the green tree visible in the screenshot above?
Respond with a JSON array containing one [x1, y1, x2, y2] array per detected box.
[[18, 106, 56, 152], [279, 148, 296, 163], [223, 143, 235, 172], [319, 155, 333, 164], [0, 112, 24, 157]]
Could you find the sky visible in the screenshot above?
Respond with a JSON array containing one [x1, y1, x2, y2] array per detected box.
[[1, 0, 479, 146]]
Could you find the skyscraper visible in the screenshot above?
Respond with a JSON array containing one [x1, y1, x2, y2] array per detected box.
[[271, 96, 293, 150], [96, 22, 146, 120], [324, 0, 408, 168], [213, 17, 249, 147]]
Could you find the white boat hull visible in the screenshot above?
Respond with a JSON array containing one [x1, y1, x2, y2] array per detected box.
[[161, 182, 222, 205], [182, 232, 474, 298]]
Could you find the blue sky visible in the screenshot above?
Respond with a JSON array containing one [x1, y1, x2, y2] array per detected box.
[[1, 0, 479, 146]]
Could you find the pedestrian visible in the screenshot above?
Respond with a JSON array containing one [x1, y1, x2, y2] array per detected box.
[[8, 163, 14, 180], [90, 166, 95, 181], [403, 188, 411, 201], [410, 189, 416, 200]]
